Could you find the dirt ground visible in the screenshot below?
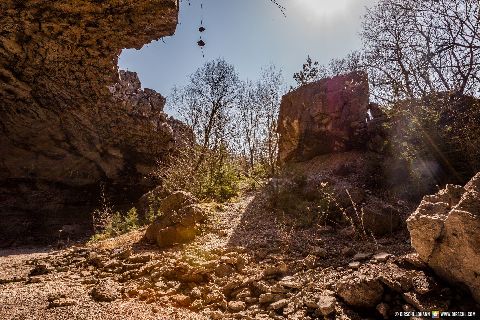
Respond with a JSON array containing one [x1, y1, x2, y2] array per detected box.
[[0, 190, 477, 320]]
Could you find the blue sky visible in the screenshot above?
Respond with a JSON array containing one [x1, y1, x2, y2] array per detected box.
[[118, 0, 378, 101]]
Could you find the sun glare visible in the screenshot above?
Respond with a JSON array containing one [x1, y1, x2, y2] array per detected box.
[[291, 0, 351, 19]]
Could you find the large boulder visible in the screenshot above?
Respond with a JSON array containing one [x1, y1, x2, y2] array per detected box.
[[277, 72, 370, 164], [144, 191, 206, 248], [0, 1, 188, 241], [407, 173, 480, 303]]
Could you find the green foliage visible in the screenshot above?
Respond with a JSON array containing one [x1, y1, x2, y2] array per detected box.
[[90, 207, 141, 242], [146, 202, 162, 224], [292, 55, 326, 87], [385, 94, 480, 198], [203, 161, 241, 201], [157, 147, 242, 203], [267, 171, 339, 228]]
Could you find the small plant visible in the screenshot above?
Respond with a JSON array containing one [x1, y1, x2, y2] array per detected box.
[[90, 205, 141, 242], [268, 172, 378, 242], [155, 146, 243, 203], [146, 203, 162, 223], [91, 186, 114, 235]]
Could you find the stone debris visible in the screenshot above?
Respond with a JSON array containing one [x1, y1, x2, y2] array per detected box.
[[373, 252, 391, 262], [90, 280, 121, 302], [316, 295, 336, 316], [352, 252, 372, 261], [336, 274, 384, 308]]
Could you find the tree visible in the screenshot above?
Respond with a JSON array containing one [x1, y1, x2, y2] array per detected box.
[[362, 0, 480, 102], [328, 51, 364, 77], [256, 65, 284, 175], [293, 55, 327, 87], [237, 65, 284, 174], [171, 58, 240, 169]]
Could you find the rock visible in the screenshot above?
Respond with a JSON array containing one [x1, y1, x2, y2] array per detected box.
[[228, 301, 246, 312], [269, 299, 288, 310], [170, 294, 192, 307], [90, 280, 121, 302], [337, 187, 366, 207], [209, 311, 224, 320], [378, 263, 413, 293], [86, 252, 104, 268], [0, 0, 187, 241], [303, 255, 317, 269], [412, 274, 439, 295], [352, 252, 372, 261], [215, 263, 235, 278], [336, 274, 384, 308], [204, 291, 225, 304], [48, 298, 77, 309], [113, 248, 132, 260], [253, 281, 271, 293], [144, 192, 206, 248], [407, 173, 480, 303], [311, 246, 328, 258], [26, 277, 42, 284], [29, 264, 50, 276], [372, 252, 391, 262], [316, 295, 336, 316], [140, 190, 197, 217], [348, 261, 361, 270], [279, 277, 301, 289], [361, 201, 403, 236], [400, 253, 428, 269], [339, 227, 356, 238], [402, 292, 449, 312], [376, 302, 389, 319], [263, 261, 288, 277], [278, 72, 369, 164], [259, 293, 284, 304], [341, 247, 355, 257], [270, 283, 288, 293]]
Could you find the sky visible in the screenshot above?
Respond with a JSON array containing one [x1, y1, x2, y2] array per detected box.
[[118, 0, 379, 106]]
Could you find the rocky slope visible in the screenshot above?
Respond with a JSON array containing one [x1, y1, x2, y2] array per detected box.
[[0, 0, 186, 242], [1, 189, 477, 320]]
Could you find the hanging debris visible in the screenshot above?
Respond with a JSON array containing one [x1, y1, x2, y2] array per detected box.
[[199, 26, 205, 32], [197, 39, 205, 47]]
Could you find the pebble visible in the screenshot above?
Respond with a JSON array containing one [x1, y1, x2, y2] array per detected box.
[[228, 300, 246, 312], [352, 252, 372, 261]]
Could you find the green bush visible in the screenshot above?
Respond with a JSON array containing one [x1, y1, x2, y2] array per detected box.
[[90, 207, 140, 242], [385, 93, 480, 198], [267, 171, 340, 228], [156, 147, 242, 202]]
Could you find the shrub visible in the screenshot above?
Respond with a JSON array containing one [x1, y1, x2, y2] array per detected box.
[[155, 147, 242, 202], [90, 207, 140, 242], [267, 170, 340, 228], [385, 93, 480, 199], [267, 169, 375, 240]]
